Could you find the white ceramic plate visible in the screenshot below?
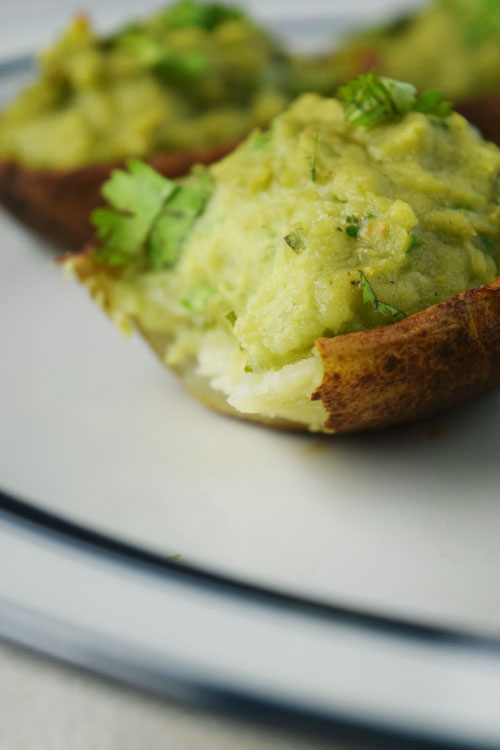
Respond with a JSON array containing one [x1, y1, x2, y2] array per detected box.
[[2, 206, 500, 635]]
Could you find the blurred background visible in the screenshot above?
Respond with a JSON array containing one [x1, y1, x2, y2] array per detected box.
[[0, 0, 424, 59]]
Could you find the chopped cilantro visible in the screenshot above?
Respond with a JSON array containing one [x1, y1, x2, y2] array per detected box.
[[92, 160, 175, 266], [407, 232, 421, 252], [91, 161, 212, 269], [225, 310, 237, 326], [479, 233, 492, 252], [244, 364, 253, 373], [414, 89, 452, 117], [338, 72, 452, 129], [359, 271, 406, 323], [345, 215, 360, 238], [253, 129, 272, 150], [155, 50, 208, 81], [308, 132, 321, 182], [346, 224, 360, 238], [182, 283, 215, 314], [148, 169, 213, 269], [284, 230, 306, 253], [161, 1, 244, 30]]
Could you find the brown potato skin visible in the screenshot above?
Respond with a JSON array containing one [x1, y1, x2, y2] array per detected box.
[[313, 279, 500, 433], [69, 246, 500, 434], [0, 141, 238, 249], [455, 94, 500, 146]]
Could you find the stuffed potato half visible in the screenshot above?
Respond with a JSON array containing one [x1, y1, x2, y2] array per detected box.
[[0, 2, 335, 248], [66, 76, 500, 434]]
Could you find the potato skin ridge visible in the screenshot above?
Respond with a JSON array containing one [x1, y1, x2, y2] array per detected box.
[[0, 141, 238, 249], [313, 279, 500, 433]]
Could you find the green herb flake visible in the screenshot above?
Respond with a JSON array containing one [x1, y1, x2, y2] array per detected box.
[[407, 232, 421, 252], [161, 1, 244, 31], [307, 132, 321, 183], [225, 310, 237, 327], [92, 159, 176, 266], [338, 72, 452, 129], [155, 50, 208, 81], [253, 129, 272, 150], [346, 224, 360, 238], [479, 233, 492, 252], [414, 89, 452, 118], [359, 270, 406, 323], [147, 169, 213, 269], [182, 283, 215, 314], [244, 364, 253, 373], [284, 230, 306, 253]]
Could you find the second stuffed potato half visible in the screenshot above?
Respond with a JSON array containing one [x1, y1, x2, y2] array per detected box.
[[67, 74, 500, 434], [0, 1, 334, 248]]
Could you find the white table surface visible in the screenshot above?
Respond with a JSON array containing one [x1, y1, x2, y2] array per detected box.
[[0, 2, 421, 748]]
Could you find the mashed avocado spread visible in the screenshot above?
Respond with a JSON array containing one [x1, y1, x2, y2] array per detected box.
[[85, 74, 500, 427], [0, 2, 334, 169]]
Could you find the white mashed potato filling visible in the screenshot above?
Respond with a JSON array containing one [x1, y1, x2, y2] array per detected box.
[[193, 329, 328, 430]]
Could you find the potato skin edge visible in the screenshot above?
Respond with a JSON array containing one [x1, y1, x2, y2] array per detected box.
[[0, 141, 238, 249], [455, 94, 500, 146], [313, 279, 500, 433]]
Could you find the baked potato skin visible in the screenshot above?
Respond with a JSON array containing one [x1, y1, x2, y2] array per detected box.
[[455, 95, 500, 146], [0, 141, 237, 249], [69, 246, 500, 434], [313, 279, 500, 433]]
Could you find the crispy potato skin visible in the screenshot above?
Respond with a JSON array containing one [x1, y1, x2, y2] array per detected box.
[[0, 141, 238, 249], [69, 247, 500, 434], [313, 279, 500, 433]]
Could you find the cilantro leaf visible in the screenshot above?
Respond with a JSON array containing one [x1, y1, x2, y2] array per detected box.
[[92, 161, 213, 270], [161, 1, 244, 30], [338, 73, 452, 129], [225, 310, 237, 326], [154, 50, 208, 82], [182, 283, 215, 313], [407, 232, 421, 252], [284, 230, 305, 253], [253, 129, 272, 150], [359, 271, 406, 323], [147, 169, 213, 269], [415, 89, 452, 118], [307, 132, 321, 182], [92, 160, 175, 266]]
